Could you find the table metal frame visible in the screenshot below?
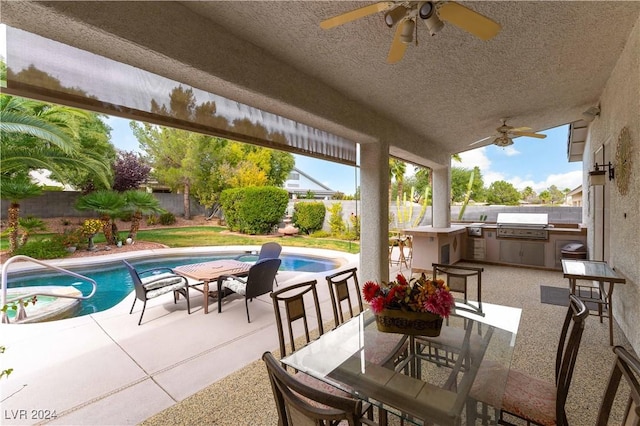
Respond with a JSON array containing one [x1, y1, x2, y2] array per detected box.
[[562, 259, 626, 346]]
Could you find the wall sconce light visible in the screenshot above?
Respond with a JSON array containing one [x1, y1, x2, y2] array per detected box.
[[582, 106, 601, 123], [589, 162, 614, 186]]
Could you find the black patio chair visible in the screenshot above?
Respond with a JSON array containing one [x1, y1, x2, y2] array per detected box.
[[123, 260, 190, 326], [217, 257, 281, 322]]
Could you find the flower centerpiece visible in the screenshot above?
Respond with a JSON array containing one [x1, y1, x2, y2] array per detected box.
[[363, 273, 454, 336]]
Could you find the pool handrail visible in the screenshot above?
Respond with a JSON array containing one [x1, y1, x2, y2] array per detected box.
[[1, 255, 98, 324]]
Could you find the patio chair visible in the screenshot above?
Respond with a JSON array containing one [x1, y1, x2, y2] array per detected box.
[[123, 260, 191, 326], [217, 257, 281, 323], [325, 267, 408, 368], [432, 263, 484, 304], [469, 294, 588, 426], [235, 241, 282, 286], [270, 280, 377, 422], [262, 351, 377, 426], [596, 345, 640, 425]]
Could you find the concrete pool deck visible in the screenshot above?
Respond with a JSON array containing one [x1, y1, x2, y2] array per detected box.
[[0, 246, 359, 425]]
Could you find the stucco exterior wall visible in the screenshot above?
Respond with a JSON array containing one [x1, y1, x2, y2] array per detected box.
[[585, 16, 640, 351]]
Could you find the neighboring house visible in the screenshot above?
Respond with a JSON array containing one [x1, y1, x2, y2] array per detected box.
[[566, 185, 583, 207], [284, 167, 336, 200]]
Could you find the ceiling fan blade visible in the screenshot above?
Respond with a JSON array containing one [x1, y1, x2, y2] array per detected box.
[[320, 2, 395, 29], [469, 135, 491, 146], [387, 21, 409, 64], [512, 131, 547, 139], [510, 126, 532, 132], [436, 1, 501, 41]]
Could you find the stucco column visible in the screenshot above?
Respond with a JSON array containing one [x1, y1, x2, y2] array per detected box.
[[432, 166, 451, 228], [360, 141, 389, 284]]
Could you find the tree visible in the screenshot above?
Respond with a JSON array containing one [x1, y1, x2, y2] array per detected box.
[[1, 175, 43, 253], [1, 93, 112, 190], [451, 166, 484, 203], [548, 185, 565, 205], [389, 159, 406, 204], [112, 151, 151, 192], [485, 180, 521, 205], [123, 191, 164, 239], [134, 86, 294, 219], [539, 190, 551, 204], [521, 186, 536, 203], [75, 190, 127, 244]]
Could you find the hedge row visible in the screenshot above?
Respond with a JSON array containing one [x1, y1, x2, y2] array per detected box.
[[220, 186, 289, 235]]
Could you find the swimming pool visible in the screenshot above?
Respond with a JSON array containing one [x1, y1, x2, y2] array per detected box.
[[6, 252, 341, 318]]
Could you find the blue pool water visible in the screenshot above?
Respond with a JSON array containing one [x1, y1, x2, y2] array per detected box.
[[6, 253, 340, 317]]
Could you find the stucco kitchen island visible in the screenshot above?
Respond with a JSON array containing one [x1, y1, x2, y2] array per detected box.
[[404, 225, 467, 273]]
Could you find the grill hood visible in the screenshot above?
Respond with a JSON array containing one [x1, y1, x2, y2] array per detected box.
[[496, 213, 549, 229]]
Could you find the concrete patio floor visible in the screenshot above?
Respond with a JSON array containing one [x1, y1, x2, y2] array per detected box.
[[1, 246, 634, 425]]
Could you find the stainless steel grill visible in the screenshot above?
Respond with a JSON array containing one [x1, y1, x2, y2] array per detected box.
[[496, 213, 550, 240]]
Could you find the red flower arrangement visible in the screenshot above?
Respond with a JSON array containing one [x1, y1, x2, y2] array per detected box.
[[362, 273, 454, 318]]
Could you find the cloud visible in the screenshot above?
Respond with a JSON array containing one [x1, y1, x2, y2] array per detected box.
[[505, 170, 583, 192], [502, 146, 520, 156], [456, 148, 491, 170]]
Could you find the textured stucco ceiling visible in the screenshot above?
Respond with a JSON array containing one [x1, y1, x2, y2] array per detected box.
[[2, 1, 639, 168]]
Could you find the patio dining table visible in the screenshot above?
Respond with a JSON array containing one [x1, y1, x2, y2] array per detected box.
[[174, 259, 251, 314], [281, 301, 522, 425]]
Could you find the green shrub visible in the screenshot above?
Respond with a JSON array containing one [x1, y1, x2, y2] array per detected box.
[[292, 202, 326, 235], [327, 202, 346, 236], [221, 186, 289, 235], [13, 239, 69, 259], [146, 214, 159, 225], [159, 212, 176, 225], [309, 230, 330, 238]]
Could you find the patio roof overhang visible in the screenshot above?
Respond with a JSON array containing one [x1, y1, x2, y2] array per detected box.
[[2, 1, 639, 168]]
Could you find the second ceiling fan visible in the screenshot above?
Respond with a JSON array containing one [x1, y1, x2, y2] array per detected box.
[[320, 1, 501, 63], [470, 119, 547, 148]]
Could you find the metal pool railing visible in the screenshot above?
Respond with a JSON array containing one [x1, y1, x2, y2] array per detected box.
[[1, 255, 97, 324]]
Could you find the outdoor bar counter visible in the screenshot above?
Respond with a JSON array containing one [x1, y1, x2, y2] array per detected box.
[[404, 225, 466, 273]]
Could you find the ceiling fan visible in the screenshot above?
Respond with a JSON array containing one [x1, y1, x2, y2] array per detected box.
[[470, 119, 547, 147], [320, 1, 501, 64]]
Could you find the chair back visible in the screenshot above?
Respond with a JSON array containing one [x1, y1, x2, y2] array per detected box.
[[123, 260, 146, 300], [262, 351, 362, 426], [245, 258, 281, 299], [258, 242, 282, 261], [596, 346, 640, 426], [554, 294, 589, 424], [271, 280, 324, 359], [432, 263, 484, 303], [325, 267, 364, 326]]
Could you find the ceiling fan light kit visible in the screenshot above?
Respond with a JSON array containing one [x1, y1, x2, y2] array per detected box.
[[400, 19, 416, 44], [385, 5, 408, 27], [419, 2, 444, 35], [320, 1, 502, 63]]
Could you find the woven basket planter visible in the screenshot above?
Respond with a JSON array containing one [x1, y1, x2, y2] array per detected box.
[[375, 309, 443, 337]]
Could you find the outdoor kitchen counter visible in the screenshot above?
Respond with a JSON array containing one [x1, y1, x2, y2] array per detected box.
[[462, 223, 587, 270], [404, 225, 467, 273]]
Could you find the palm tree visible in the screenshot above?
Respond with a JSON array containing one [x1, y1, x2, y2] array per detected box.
[[75, 190, 127, 245], [0, 94, 111, 188], [17, 216, 47, 247], [123, 191, 165, 240], [389, 159, 407, 205], [1, 176, 43, 253]]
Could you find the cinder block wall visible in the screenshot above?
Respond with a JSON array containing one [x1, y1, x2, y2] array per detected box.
[[0, 192, 206, 220]]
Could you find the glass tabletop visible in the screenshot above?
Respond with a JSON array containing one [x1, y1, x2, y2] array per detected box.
[[561, 259, 626, 283], [281, 301, 522, 425]]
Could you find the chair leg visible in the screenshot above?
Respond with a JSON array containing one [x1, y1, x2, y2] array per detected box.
[[129, 298, 137, 314], [138, 300, 147, 325], [245, 298, 251, 323]]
